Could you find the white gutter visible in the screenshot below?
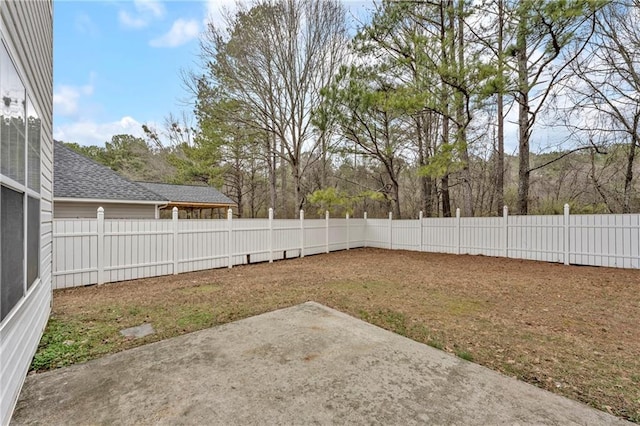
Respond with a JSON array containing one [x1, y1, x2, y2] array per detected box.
[[155, 203, 169, 219], [54, 197, 168, 205]]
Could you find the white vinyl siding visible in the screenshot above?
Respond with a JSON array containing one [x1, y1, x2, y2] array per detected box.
[[0, 1, 52, 425], [54, 201, 157, 219]]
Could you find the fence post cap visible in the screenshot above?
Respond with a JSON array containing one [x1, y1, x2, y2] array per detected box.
[[97, 207, 104, 213], [456, 208, 461, 218]]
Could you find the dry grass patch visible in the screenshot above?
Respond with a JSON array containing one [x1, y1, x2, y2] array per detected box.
[[33, 248, 640, 422]]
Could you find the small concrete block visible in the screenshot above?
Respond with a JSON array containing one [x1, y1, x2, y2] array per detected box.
[[120, 323, 155, 339]]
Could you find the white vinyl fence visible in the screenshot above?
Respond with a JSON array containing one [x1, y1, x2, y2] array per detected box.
[[53, 205, 640, 289], [53, 208, 366, 289]]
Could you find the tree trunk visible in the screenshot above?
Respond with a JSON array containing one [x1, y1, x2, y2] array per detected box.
[[249, 166, 257, 218], [516, 10, 530, 215], [433, 178, 440, 215], [456, 0, 473, 217], [268, 135, 277, 213], [234, 157, 244, 218], [441, 109, 451, 217], [439, 1, 452, 218], [391, 177, 401, 219], [416, 114, 432, 217], [235, 178, 243, 218], [293, 162, 302, 218], [442, 174, 451, 217], [425, 112, 436, 217], [321, 133, 328, 189], [423, 169, 433, 217], [623, 136, 637, 213], [495, 0, 505, 216], [458, 132, 473, 210], [280, 138, 287, 216]]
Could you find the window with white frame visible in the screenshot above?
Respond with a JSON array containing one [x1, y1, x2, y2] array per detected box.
[[0, 40, 41, 321]]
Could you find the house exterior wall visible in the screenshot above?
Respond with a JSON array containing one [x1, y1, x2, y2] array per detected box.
[[0, 1, 53, 425], [54, 201, 157, 219]]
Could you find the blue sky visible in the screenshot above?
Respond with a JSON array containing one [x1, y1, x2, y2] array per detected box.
[[53, 0, 374, 147]]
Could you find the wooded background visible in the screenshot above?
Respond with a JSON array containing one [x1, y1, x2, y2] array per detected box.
[[62, 0, 640, 219]]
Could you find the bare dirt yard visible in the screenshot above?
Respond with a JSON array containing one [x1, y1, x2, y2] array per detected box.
[[34, 248, 640, 422]]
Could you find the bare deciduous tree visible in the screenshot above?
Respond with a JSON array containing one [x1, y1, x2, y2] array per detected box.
[[197, 0, 348, 217], [567, 0, 640, 213]]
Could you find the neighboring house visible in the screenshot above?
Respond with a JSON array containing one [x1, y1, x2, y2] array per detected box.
[[0, 1, 53, 424], [53, 141, 236, 219], [53, 141, 168, 219], [136, 182, 236, 218]]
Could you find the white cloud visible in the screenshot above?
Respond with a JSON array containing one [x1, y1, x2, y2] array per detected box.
[[53, 82, 94, 117], [135, 0, 165, 18], [202, 0, 236, 30], [149, 19, 200, 48], [54, 116, 148, 146], [119, 0, 166, 29], [118, 10, 148, 29], [75, 12, 98, 36]]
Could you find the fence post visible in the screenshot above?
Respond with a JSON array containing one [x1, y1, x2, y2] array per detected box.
[[389, 212, 393, 250], [364, 212, 368, 248], [172, 207, 179, 275], [97, 207, 104, 285], [300, 209, 305, 258], [503, 205, 509, 258], [564, 203, 570, 265], [325, 210, 330, 253], [346, 213, 350, 250], [456, 208, 461, 255], [227, 208, 233, 269], [418, 211, 423, 252], [269, 208, 274, 263]]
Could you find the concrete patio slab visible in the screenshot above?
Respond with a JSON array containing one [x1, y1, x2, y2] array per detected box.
[[12, 302, 629, 425]]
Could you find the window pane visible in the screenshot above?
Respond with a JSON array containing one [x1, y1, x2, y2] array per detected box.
[[0, 42, 26, 184], [27, 100, 40, 191], [1, 185, 24, 320], [27, 196, 39, 288]]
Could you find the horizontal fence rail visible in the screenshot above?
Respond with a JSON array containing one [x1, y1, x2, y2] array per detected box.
[[52, 205, 640, 289]]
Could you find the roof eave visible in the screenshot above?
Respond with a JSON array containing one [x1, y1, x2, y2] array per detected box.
[[162, 202, 237, 208], [54, 197, 168, 205]]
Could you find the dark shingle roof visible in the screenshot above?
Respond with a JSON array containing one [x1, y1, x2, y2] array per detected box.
[[53, 141, 167, 202], [136, 182, 236, 206]]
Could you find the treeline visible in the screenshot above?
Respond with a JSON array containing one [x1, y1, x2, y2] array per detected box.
[[63, 136, 634, 218], [66, 0, 640, 218]]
